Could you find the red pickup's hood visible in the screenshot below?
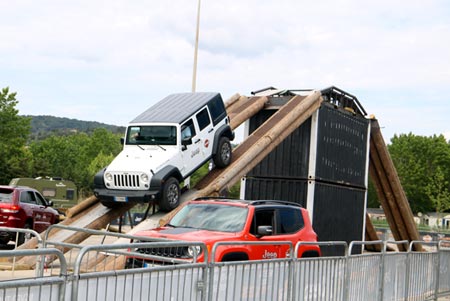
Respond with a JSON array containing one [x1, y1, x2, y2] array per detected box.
[[135, 227, 240, 244]]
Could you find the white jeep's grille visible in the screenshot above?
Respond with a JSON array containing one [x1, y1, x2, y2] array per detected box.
[[113, 173, 140, 189]]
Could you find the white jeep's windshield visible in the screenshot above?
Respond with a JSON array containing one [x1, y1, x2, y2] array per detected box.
[[126, 125, 177, 146], [169, 203, 248, 232]]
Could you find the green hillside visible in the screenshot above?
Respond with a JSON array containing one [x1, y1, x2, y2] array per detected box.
[[25, 115, 125, 141]]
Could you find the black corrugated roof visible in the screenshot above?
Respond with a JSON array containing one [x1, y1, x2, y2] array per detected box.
[[130, 92, 220, 124]]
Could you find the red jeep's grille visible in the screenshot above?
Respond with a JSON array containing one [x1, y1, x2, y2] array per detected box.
[[137, 247, 188, 258]]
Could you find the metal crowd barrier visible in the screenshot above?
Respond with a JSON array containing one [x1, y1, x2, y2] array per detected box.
[[0, 226, 449, 301], [71, 242, 207, 301], [208, 241, 294, 301], [0, 248, 67, 301], [293, 241, 348, 300], [439, 241, 450, 297], [0, 226, 42, 248]]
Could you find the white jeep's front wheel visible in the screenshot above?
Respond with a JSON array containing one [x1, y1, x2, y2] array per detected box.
[[159, 177, 180, 211]]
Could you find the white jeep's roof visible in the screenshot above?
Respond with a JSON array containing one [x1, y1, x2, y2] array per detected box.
[[130, 92, 222, 124]]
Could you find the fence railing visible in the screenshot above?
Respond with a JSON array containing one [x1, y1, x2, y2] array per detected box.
[[0, 226, 449, 301], [0, 248, 67, 301]]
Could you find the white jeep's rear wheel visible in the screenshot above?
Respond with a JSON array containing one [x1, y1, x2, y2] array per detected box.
[[213, 137, 232, 168]]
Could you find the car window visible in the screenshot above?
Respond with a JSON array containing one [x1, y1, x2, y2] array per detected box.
[[277, 208, 304, 234], [181, 119, 196, 140], [250, 208, 304, 235], [0, 189, 14, 202], [207, 96, 227, 125], [20, 191, 37, 204], [170, 203, 248, 232], [66, 189, 75, 200], [250, 209, 275, 235], [35, 192, 48, 206], [126, 125, 177, 146], [196, 108, 211, 131]]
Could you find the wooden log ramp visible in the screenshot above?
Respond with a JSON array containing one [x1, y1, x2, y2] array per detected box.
[[368, 118, 422, 251], [14, 196, 134, 268]]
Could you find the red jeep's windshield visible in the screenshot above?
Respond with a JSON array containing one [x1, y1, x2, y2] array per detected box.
[[169, 203, 248, 232]]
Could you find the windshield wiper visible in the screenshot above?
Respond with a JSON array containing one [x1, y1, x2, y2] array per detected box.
[[178, 225, 201, 230], [156, 144, 166, 151]]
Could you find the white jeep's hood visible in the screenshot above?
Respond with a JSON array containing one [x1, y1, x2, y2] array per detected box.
[[106, 146, 178, 173]]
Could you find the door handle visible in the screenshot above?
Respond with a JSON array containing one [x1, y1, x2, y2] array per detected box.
[[194, 139, 201, 144], [208, 128, 214, 133]]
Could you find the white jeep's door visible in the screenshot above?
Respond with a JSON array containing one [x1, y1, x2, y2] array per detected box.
[[180, 118, 205, 176], [194, 107, 215, 159]]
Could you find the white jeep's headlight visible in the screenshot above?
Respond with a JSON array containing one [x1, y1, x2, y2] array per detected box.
[[187, 246, 201, 258], [140, 173, 149, 183], [105, 172, 113, 182]]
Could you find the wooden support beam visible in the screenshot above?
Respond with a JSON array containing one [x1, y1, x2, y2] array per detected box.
[[15, 200, 134, 268], [369, 119, 422, 251], [369, 136, 408, 251], [229, 96, 268, 130], [224, 93, 242, 110], [193, 92, 322, 198], [365, 214, 382, 252]]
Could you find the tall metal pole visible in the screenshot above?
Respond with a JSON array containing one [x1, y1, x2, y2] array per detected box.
[[192, 0, 201, 92]]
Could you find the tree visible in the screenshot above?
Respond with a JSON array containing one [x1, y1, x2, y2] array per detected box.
[[0, 87, 31, 184], [388, 133, 450, 213], [367, 178, 381, 208], [87, 151, 116, 188], [425, 166, 450, 214], [29, 128, 122, 194]]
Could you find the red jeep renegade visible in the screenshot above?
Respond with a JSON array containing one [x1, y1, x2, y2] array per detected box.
[[127, 198, 320, 266]]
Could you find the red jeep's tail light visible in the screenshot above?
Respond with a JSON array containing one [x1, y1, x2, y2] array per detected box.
[[0, 204, 20, 213]]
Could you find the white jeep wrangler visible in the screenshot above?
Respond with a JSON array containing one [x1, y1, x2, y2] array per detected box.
[[94, 92, 234, 211]]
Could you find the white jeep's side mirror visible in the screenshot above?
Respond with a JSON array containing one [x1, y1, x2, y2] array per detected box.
[[182, 137, 192, 146]]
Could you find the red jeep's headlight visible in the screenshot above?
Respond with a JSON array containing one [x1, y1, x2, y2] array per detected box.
[[187, 246, 202, 258]]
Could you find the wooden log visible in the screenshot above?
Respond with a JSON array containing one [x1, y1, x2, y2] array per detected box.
[[66, 195, 99, 218], [369, 155, 404, 250], [369, 119, 422, 251], [224, 93, 241, 109], [226, 95, 249, 116], [369, 133, 409, 250], [193, 92, 322, 197], [371, 120, 420, 239], [365, 215, 382, 252], [229, 96, 268, 130], [16, 202, 134, 268], [102, 254, 127, 271]]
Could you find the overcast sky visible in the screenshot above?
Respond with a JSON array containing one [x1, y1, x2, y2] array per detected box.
[[1, 0, 449, 142]]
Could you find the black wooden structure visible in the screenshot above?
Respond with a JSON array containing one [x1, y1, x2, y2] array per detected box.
[[242, 87, 370, 255]]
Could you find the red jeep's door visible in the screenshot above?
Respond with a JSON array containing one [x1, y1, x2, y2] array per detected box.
[[249, 208, 306, 259], [249, 209, 284, 260], [19, 191, 53, 233]]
